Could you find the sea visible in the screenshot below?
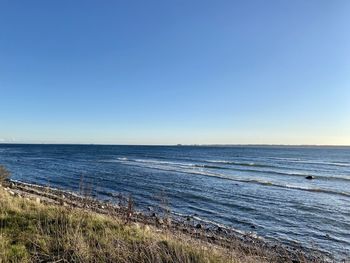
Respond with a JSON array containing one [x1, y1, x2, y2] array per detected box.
[[0, 144, 349, 259]]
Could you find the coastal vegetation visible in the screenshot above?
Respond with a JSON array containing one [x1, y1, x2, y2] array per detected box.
[[0, 165, 10, 183], [0, 165, 325, 263], [0, 185, 230, 263]]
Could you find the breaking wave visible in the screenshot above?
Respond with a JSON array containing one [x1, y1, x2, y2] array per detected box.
[[111, 157, 350, 198]]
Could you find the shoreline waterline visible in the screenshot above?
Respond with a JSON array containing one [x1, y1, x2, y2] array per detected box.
[[1, 144, 349, 260], [1, 179, 331, 262]]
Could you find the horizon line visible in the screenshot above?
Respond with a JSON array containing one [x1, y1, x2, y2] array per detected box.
[[0, 142, 349, 147]]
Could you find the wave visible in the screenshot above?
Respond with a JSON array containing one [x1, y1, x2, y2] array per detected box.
[[271, 183, 350, 198], [266, 157, 350, 167], [118, 157, 275, 168], [295, 161, 350, 167], [218, 177, 350, 199], [112, 157, 350, 183], [205, 159, 273, 168], [117, 158, 228, 170], [117, 157, 276, 169], [193, 164, 230, 170], [118, 157, 186, 166], [112, 158, 350, 198], [229, 167, 350, 182]]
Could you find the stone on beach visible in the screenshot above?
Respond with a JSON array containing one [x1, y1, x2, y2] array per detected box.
[[156, 218, 164, 225], [165, 217, 172, 226]]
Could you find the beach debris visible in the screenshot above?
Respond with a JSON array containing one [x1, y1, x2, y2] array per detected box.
[[8, 190, 15, 196], [305, 175, 315, 180], [35, 197, 41, 204]]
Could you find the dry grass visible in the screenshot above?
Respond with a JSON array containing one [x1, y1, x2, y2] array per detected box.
[[0, 186, 237, 263], [0, 184, 327, 263], [0, 165, 10, 184]]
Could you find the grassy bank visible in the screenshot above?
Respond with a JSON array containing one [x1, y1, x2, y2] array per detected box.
[[0, 180, 326, 263], [0, 154, 330, 263], [0, 186, 236, 263]]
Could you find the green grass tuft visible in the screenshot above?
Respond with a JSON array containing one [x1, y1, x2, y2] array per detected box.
[[0, 187, 232, 263]]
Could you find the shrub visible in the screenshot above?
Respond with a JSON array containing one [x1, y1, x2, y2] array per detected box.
[[0, 165, 11, 183]]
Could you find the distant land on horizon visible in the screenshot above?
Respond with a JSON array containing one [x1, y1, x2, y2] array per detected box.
[[0, 143, 349, 148]]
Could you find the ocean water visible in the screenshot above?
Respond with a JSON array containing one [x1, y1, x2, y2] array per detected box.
[[0, 144, 349, 259]]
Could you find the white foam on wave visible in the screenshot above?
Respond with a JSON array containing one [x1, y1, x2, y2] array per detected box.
[[207, 159, 256, 166], [117, 157, 205, 170], [112, 157, 350, 198], [113, 157, 350, 183], [292, 160, 350, 167], [266, 157, 350, 167], [205, 159, 276, 168]]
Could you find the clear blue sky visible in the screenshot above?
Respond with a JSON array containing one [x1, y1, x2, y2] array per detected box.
[[0, 1, 349, 145]]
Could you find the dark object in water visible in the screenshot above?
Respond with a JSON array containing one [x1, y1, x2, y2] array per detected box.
[[305, 175, 315, 180]]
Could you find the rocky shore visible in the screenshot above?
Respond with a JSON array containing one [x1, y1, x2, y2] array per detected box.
[[2, 179, 329, 263]]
